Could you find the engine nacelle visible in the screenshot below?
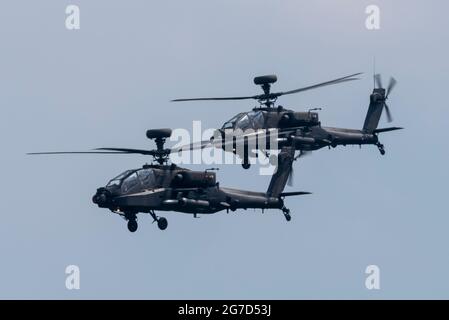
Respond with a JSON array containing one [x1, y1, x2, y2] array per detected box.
[[293, 112, 319, 126], [172, 170, 216, 188], [280, 111, 319, 127]]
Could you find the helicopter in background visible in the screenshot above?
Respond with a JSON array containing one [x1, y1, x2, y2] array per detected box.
[[28, 129, 309, 232], [173, 73, 403, 169]]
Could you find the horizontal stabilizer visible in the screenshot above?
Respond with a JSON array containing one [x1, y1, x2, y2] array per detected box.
[[279, 191, 312, 197], [373, 127, 404, 134]]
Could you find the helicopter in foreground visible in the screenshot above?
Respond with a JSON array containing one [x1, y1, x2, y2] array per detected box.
[[173, 73, 403, 169], [28, 129, 309, 232]]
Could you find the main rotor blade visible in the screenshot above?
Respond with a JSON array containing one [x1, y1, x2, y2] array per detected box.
[[280, 191, 312, 197], [386, 77, 397, 98], [94, 147, 155, 155], [171, 140, 213, 153], [171, 95, 256, 102], [375, 74, 383, 89], [172, 73, 362, 102], [174, 137, 249, 153], [28, 147, 158, 156], [27, 151, 133, 155], [280, 72, 363, 96], [173, 131, 289, 154], [384, 103, 393, 123]]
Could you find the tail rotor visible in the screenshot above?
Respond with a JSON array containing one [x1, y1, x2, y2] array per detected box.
[[374, 74, 397, 123]]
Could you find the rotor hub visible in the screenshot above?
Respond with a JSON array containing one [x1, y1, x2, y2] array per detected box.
[[146, 128, 173, 165]]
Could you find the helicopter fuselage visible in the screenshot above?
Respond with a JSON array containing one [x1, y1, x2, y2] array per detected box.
[[215, 106, 380, 154], [173, 72, 402, 162], [92, 164, 284, 216]]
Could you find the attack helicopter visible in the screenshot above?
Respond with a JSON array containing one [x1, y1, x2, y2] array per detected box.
[[28, 129, 309, 232], [173, 73, 403, 169]]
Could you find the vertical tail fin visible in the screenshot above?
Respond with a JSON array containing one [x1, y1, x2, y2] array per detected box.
[[266, 146, 294, 197], [363, 88, 386, 133]]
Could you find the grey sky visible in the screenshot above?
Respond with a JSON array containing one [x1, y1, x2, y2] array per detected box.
[[1, 0, 448, 299]]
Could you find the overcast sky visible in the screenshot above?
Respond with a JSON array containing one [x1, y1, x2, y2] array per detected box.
[[1, 0, 448, 299]]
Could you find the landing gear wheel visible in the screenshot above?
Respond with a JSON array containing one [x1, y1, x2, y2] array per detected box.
[[149, 210, 168, 230], [157, 217, 168, 230], [127, 219, 138, 232], [242, 162, 251, 169]]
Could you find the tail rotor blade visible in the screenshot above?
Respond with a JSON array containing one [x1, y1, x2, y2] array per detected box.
[[386, 77, 397, 98], [287, 166, 294, 187], [374, 74, 383, 89], [384, 103, 393, 123]]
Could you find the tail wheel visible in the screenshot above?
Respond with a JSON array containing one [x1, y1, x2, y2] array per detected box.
[[282, 207, 291, 222], [377, 143, 386, 155]]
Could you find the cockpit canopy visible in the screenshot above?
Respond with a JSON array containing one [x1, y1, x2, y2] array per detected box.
[[107, 168, 157, 194], [221, 110, 265, 131], [106, 167, 217, 195]]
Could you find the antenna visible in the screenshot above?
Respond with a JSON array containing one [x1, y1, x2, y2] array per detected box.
[[373, 57, 376, 89]]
